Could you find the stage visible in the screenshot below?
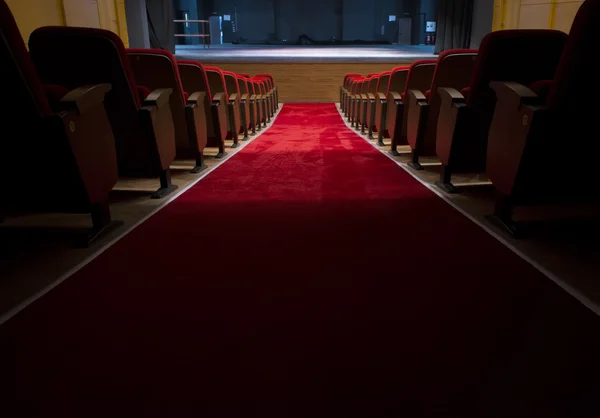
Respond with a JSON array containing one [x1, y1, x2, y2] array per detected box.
[[175, 44, 436, 102]]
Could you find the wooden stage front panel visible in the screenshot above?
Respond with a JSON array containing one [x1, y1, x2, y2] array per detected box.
[[203, 62, 413, 102]]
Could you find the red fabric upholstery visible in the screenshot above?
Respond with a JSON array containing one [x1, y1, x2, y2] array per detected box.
[[0, 0, 51, 114], [183, 91, 189, 103], [43, 84, 69, 111], [460, 87, 471, 99], [136, 85, 151, 103], [425, 90, 431, 100], [528, 80, 553, 103]]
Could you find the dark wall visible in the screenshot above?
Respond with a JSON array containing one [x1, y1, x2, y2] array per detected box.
[[173, 0, 440, 43], [275, 0, 342, 42]]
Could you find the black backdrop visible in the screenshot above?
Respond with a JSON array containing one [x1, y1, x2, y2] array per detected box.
[[434, 0, 474, 53]]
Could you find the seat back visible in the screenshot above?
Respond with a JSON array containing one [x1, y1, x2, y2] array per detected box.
[[467, 29, 567, 112], [127, 49, 189, 153], [546, 0, 600, 114], [344, 73, 362, 88], [368, 75, 380, 95], [376, 71, 391, 94], [28, 26, 157, 176], [387, 66, 409, 94], [223, 71, 240, 98], [403, 60, 437, 97], [255, 73, 275, 86], [422, 49, 477, 155], [205, 66, 228, 100], [237, 76, 249, 96], [178, 60, 216, 138]]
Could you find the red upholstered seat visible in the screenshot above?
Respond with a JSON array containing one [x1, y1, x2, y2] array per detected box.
[[127, 48, 209, 172], [205, 66, 241, 145], [178, 60, 228, 158], [0, 0, 120, 243], [486, 0, 600, 234], [28, 26, 179, 198], [405, 49, 478, 167], [435, 29, 567, 193], [387, 60, 436, 154]]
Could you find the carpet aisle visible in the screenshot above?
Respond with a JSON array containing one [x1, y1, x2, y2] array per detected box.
[[1, 103, 599, 417]]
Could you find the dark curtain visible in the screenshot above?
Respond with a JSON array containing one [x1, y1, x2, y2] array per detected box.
[[434, 0, 474, 54], [146, 0, 175, 53]]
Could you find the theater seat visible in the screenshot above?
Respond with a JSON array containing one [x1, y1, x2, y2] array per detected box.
[[486, 0, 600, 235], [255, 73, 278, 110], [435, 29, 567, 193], [236, 75, 254, 137], [371, 71, 391, 141], [352, 78, 370, 131], [177, 60, 228, 158], [364, 74, 381, 138], [345, 76, 364, 120], [205, 66, 240, 147], [406, 49, 478, 169], [127, 49, 208, 173], [0, 0, 121, 245], [29, 26, 178, 199], [251, 79, 269, 128], [387, 60, 436, 156], [223, 70, 246, 140], [255, 77, 274, 118], [377, 66, 409, 145], [340, 73, 361, 111]]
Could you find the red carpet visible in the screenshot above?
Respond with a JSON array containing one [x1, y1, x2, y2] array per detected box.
[[1, 103, 599, 417]]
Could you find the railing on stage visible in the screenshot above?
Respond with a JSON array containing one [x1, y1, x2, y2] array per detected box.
[[174, 19, 210, 49]]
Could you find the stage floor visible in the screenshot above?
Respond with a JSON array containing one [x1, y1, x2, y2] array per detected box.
[[175, 44, 435, 63]]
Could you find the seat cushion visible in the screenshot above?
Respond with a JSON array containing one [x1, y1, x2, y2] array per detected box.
[[528, 80, 553, 104], [460, 87, 471, 100], [43, 84, 69, 111], [137, 85, 152, 103]]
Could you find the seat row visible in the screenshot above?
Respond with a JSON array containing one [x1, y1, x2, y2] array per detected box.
[[340, 0, 600, 236], [0, 0, 278, 245]]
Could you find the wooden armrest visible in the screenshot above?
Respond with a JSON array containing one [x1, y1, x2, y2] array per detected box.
[[143, 88, 172, 108], [367, 93, 375, 100], [377, 92, 386, 101], [438, 87, 465, 105], [408, 89, 427, 102], [187, 91, 206, 106], [60, 84, 111, 116], [241, 93, 249, 101], [490, 81, 543, 109], [249, 94, 257, 101], [228, 92, 239, 103], [212, 92, 226, 105], [360, 94, 368, 100], [389, 91, 403, 102]]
